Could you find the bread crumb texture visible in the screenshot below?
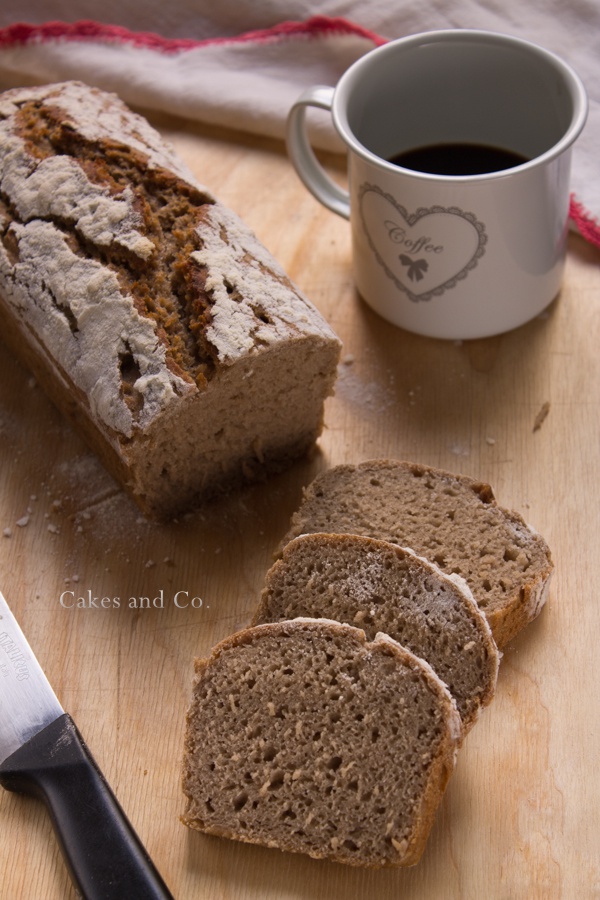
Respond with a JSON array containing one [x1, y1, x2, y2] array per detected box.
[[182, 619, 460, 868], [282, 460, 553, 647]]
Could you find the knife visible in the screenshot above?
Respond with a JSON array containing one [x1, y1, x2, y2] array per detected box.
[[0, 590, 174, 899]]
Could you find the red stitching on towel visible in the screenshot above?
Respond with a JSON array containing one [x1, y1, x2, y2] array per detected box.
[[569, 196, 600, 249], [0, 16, 384, 53]]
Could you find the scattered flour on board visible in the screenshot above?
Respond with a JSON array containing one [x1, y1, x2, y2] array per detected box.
[[335, 363, 397, 414]]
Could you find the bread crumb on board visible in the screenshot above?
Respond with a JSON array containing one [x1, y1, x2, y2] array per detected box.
[[533, 401, 551, 432]]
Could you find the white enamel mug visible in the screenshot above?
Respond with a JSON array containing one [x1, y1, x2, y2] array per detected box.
[[286, 30, 588, 339]]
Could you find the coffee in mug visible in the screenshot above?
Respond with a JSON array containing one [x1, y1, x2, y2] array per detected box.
[[286, 30, 588, 339]]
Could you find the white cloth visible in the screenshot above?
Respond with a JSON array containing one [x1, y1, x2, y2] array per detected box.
[[0, 3, 598, 245]]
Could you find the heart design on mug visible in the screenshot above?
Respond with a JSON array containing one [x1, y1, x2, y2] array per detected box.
[[359, 184, 487, 302]]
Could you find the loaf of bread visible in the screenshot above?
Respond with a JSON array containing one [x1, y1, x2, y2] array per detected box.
[[253, 533, 500, 733], [280, 460, 553, 647], [181, 618, 461, 867], [0, 81, 341, 517]]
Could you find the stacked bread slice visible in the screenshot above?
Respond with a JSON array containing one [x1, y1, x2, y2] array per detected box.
[[279, 460, 554, 649], [182, 459, 553, 867], [253, 533, 500, 734]]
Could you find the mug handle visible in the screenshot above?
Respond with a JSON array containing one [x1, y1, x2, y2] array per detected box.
[[286, 86, 351, 220]]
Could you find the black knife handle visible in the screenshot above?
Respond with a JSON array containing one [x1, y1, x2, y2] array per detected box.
[[0, 713, 174, 899]]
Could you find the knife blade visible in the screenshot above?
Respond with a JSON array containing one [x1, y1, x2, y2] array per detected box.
[[0, 590, 174, 899]]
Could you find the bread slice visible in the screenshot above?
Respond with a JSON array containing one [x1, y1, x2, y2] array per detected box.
[[0, 82, 341, 518], [181, 618, 461, 868], [280, 460, 553, 647], [253, 533, 499, 733]]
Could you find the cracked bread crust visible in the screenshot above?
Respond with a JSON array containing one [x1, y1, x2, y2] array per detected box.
[[0, 81, 341, 516], [253, 533, 500, 733], [280, 460, 553, 647], [181, 618, 461, 868]]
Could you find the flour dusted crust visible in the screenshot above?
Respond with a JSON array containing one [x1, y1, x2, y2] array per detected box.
[[0, 82, 341, 516], [181, 618, 461, 868], [281, 460, 553, 647]]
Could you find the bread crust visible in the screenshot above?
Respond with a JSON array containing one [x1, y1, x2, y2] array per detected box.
[[0, 81, 341, 517]]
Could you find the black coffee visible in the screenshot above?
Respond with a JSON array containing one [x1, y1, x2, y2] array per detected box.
[[388, 142, 529, 176]]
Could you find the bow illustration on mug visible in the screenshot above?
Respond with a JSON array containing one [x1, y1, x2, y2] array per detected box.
[[398, 254, 429, 282]]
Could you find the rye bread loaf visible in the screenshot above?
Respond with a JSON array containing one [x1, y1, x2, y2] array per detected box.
[[181, 618, 461, 868], [0, 81, 341, 517], [280, 460, 553, 647], [253, 533, 500, 733]]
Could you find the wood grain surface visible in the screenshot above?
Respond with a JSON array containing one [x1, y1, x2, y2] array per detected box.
[[1, 109, 599, 900]]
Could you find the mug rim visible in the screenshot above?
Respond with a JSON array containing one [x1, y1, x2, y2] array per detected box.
[[332, 28, 589, 182]]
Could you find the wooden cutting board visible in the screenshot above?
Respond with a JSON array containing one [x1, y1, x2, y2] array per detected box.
[[1, 108, 599, 900]]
